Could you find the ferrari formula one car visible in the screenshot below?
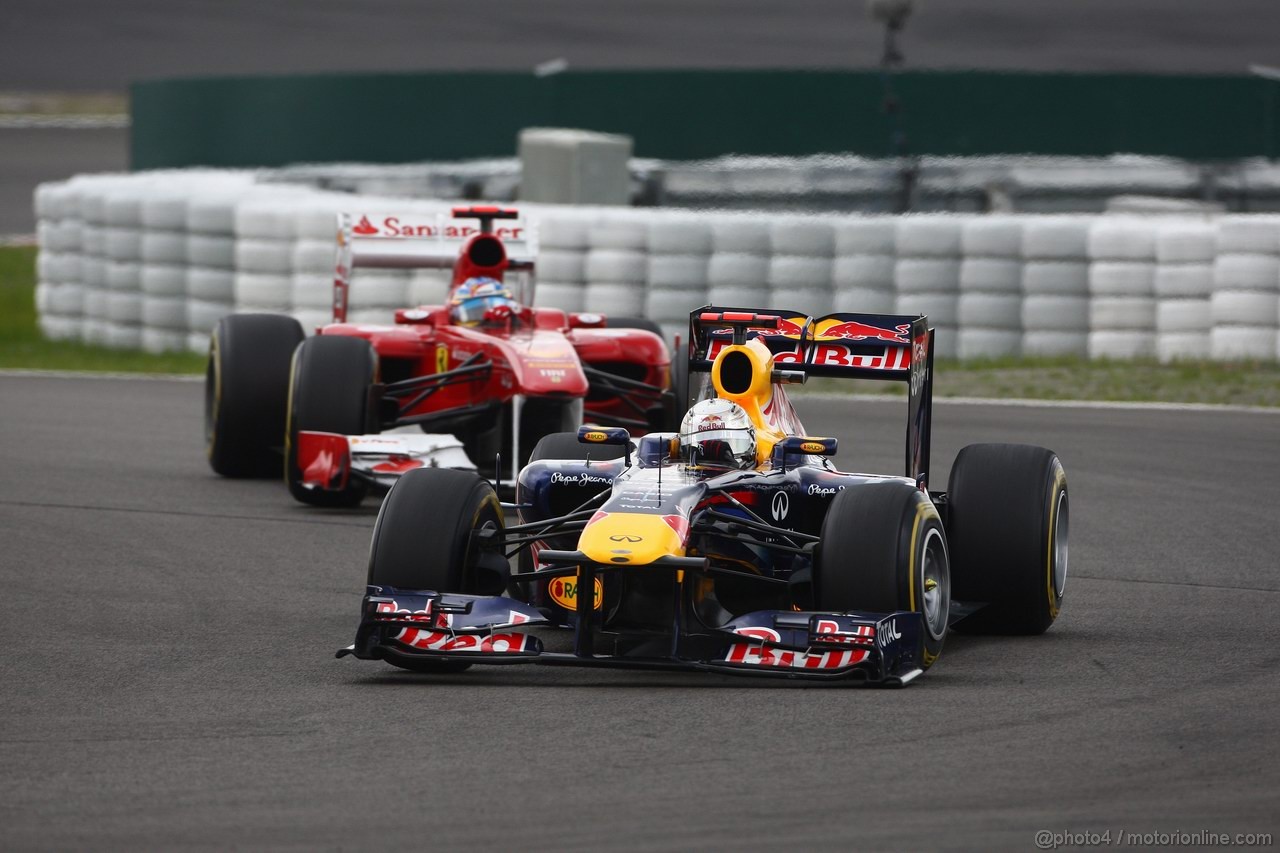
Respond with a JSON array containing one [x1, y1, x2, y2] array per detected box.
[[204, 206, 673, 505], [337, 307, 1070, 685]]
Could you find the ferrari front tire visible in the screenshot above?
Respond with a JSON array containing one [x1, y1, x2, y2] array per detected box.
[[205, 313, 304, 477], [946, 443, 1069, 635], [814, 483, 950, 669], [285, 335, 377, 507]]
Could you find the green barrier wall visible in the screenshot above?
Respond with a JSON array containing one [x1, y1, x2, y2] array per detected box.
[[131, 69, 1280, 169]]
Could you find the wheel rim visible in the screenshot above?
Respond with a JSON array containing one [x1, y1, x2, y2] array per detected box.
[[920, 527, 949, 641], [1053, 489, 1069, 597]]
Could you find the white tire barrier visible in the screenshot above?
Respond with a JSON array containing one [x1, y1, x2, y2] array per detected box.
[[832, 219, 895, 314], [1210, 216, 1280, 360], [29, 172, 1280, 363], [958, 217, 1023, 358], [896, 216, 961, 357], [408, 271, 450, 306]]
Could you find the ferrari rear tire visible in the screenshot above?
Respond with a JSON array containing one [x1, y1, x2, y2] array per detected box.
[[205, 313, 304, 477], [285, 334, 377, 507], [368, 468, 505, 673], [947, 443, 1068, 635], [814, 483, 950, 669]]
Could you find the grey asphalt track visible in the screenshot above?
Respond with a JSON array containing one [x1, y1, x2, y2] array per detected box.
[[1, 373, 1276, 849]]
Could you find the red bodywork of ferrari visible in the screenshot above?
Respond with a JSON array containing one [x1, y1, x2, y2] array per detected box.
[[315, 206, 672, 477]]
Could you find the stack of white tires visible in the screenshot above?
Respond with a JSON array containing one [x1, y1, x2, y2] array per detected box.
[[1020, 218, 1091, 356], [767, 217, 834, 318], [185, 177, 256, 352], [1154, 222, 1216, 362], [894, 216, 962, 357], [33, 182, 85, 342], [957, 216, 1024, 358], [1210, 216, 1280, 360], [707, 217, 771, 310], [645, 213, 712, 345], [535, 212, 593, 312], [583, 212, 649, 316], [831, 219, 896, 315], [1087, 219, 1158, 359]]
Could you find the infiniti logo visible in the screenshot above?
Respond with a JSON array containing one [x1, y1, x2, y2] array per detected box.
[[771, 490, 790, 521], [609, 534, 642, 543]]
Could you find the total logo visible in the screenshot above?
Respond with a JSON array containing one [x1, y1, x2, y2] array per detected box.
[[876, 618, 902, 647]]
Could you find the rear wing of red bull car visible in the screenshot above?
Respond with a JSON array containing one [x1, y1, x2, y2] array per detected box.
[[689, 307, 936, 486]]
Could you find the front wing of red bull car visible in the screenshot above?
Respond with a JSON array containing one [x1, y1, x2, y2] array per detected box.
[[338, 308, 1070, 685]]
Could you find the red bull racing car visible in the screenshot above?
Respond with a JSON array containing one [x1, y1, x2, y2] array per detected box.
[[204, 206, 674, 505], [337, 306, 1070, 684]]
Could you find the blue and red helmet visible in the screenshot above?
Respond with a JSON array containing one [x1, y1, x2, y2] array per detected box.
[[450, 277, 515, 326]]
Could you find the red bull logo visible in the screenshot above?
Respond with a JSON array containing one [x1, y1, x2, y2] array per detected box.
[[695, 416, 726, 432], [816, 319, 912, 343]]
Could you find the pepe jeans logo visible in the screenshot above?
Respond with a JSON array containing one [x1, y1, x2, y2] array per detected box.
[[771, 490, 790, 521], [550, 471, 611, 487]]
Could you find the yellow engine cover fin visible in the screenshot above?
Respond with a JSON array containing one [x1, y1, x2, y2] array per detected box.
[[710, 338, 786, 465]]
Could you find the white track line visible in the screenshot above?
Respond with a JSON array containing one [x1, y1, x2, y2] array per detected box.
[[0, 369, 200, 382], [0, 114, 128, 129], [793, 391, 1280, 415]]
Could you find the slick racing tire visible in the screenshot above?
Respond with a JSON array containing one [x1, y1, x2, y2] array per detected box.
[[285, 335, 377, 507], [529, 431, 626, 465], [814, 483, 950, 669], [947, 443, 1068, 635], [368, 469, 505, 673], [205, 313, 304, 477]]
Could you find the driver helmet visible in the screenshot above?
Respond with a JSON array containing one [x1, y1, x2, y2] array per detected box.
[[679, 398, 757, 470], [450, 276, 515, 326]]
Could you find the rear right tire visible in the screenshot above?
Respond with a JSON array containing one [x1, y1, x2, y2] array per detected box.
[[946, 443, 1069, 635]]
